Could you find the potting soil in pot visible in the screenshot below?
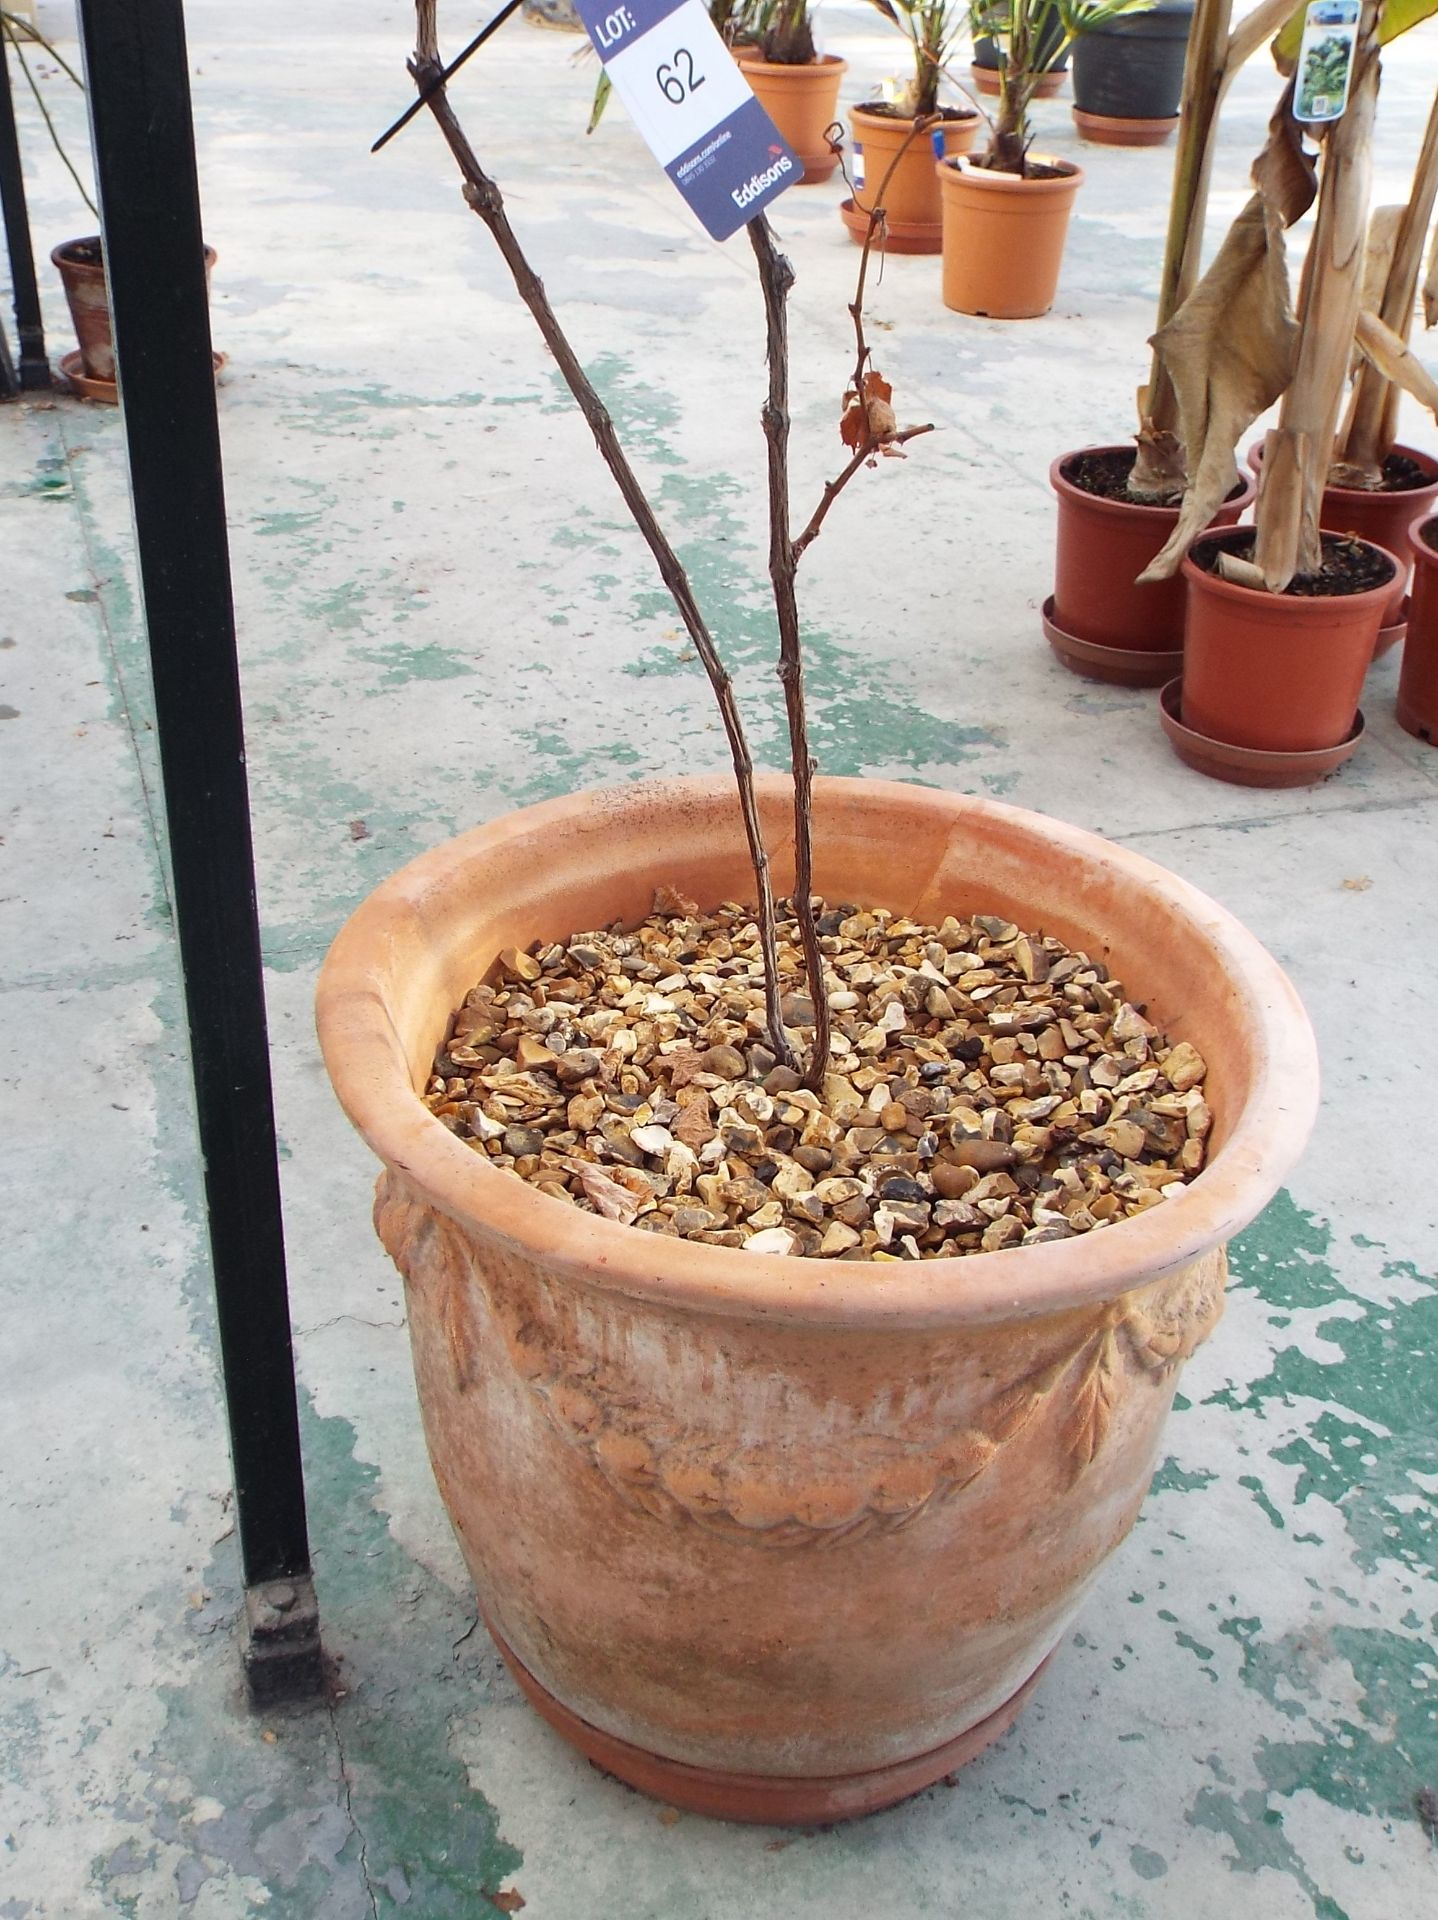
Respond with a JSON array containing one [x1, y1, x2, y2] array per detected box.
[[1194, 530, 1393, 595], [425, 893, 1212, 1261]]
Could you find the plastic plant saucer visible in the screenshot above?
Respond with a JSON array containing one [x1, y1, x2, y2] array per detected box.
[[60, 348, 226, 404], [1158, 678, 1365, 787], [1071, 108, 1177, 147], [1042, 596, 1180, 687], [1374, 596, 1408, 659], [838, 197, 941, 254]]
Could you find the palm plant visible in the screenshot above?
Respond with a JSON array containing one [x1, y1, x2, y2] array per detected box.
[[745, 0, 817, 63], [862, 0, 968, 117], [970, 0, 1155, 171]]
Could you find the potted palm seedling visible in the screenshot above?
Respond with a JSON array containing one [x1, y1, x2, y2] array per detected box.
[[318, 0, 1319, 1827], [842, 0, 981, 252], [734, 0, 849, 183], [938, 0, 1153, 316]]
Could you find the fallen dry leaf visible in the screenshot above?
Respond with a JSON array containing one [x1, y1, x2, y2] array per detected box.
[[488, 1890, 526, 1913], [657, 1805, 681, 1827], [1342, 875, 1373, 891]]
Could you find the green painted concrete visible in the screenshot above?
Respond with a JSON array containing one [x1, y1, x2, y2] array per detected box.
[[3, 3, 1437, 1915]]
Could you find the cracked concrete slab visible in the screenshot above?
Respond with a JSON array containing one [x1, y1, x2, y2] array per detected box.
[[2, 2, 1436, 1916]]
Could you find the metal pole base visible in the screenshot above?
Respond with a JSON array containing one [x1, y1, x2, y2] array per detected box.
[[242, 1574, 325, 1707]]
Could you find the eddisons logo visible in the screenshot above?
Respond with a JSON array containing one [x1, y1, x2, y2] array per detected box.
[[731, 152, 794, 208]]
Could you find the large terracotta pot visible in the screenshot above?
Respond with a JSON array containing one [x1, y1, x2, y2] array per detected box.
[[1397, 510, 1438, 743], [1180, 529, 1397, 752], [736, 54, 847, 183], [1048, 447, 1257, 683], [1246, 439, 1438, 630], [938, 156, 1083, 318], [843, 105, 980, 252], [316, 775, 1318, 1824]]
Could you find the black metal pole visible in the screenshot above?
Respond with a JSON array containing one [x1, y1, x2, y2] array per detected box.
[[74, 0, 321, 1703], [0, 25, 51, 389]]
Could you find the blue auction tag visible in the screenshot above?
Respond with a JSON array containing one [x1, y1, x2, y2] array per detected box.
[[575, 0, 801, 240]]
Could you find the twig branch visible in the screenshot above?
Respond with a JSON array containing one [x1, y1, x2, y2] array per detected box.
[[792, 425, 935, 564], [747, 213, 830, 1091], [408, 0, 794, 1065], [1, 12, 98, 217]]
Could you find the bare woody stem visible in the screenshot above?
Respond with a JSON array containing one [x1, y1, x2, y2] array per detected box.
[[792, 423, 935, 564], [410, 0, 795, 1066], [744, 127, 937, 1088], [747, 213, 831, 1092], [1338, 81, 1438, 475], [1134, 0, 1233, 457]]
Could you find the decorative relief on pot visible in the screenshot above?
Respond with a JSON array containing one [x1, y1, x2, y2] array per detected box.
[[374, 1173, 1225, 1548]]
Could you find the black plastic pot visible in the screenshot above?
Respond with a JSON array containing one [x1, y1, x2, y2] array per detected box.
[[1071, 0, 1195, 122], [973, 25, 1070, 75]]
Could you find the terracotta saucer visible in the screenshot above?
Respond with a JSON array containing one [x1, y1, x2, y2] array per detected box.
[[1373, 597, 1407, 659], [838, 197, 941, 254], [60, 348, 226, 404], [1042, 596, 1180, 687], [1072, 108, 1176, 147], [1158, 678, 1365, 787], [489, 1613, 1055, 1825]]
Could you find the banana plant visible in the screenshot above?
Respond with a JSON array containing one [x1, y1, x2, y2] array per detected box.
[[970, 0, 1157, 172], [1139, 0, 1438, 588]]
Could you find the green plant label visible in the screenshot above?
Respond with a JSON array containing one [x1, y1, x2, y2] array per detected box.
[[575, 0, 800, 239], [1294, 0, 1359, 121]]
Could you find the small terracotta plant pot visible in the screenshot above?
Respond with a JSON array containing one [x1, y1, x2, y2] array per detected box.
[[52, 236, 218, 383], [736, 54, 847, 184], [1179, 528, 1397, 755], [1397, 510, 1438, 743], [938, 155, 1083, 319], [1246, 439, 1438, 632], [843, 105, 980, 252], [317, 774, 1318, 1825], [1048, 446, 1257, 682]]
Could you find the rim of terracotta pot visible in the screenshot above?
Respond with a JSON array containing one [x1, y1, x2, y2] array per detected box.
[[52, 236, 218, 276], [939, 154, 1084, 194], [851, 101, 980, 129], [1183, 526, 1400, 613], [317, 776, 1318, 1331], [1246, 438, 1438, 496], [51, 236, 105, 277], [1408, 507, 1438, 560], [734, 50, 847, 74], [1050, 446, 1256, 523]]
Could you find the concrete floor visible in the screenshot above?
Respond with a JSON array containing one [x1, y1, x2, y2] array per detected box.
[[3, 2, 1437, 1914]]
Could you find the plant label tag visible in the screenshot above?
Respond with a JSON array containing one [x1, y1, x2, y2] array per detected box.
[[575, 0, 800, 240], [1293, 0, 1359, 122]]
